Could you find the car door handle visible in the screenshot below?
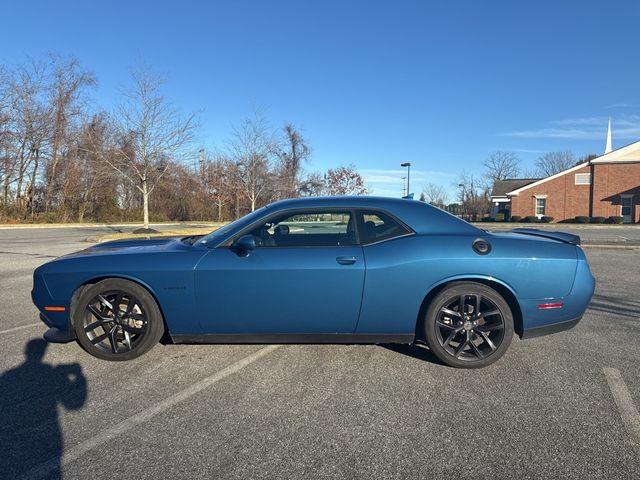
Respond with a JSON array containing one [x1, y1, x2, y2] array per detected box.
[[336, 256, 357, 265]]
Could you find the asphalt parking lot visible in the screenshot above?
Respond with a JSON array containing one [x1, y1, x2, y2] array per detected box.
[[0, 227, 639, 479]]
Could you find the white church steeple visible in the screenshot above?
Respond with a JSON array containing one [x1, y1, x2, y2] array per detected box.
[[604, 118, 613, 154]]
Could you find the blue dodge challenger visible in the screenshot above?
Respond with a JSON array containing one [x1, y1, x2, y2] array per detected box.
[[32, 196, 595, 368]]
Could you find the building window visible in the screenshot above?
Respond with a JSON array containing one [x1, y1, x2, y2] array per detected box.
[[575, 173, 591, 185], [535, 198, 546, 216]]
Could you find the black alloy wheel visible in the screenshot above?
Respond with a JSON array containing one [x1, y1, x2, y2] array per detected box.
[[424, 282, 514, 368], [73, 279, 164, 361]]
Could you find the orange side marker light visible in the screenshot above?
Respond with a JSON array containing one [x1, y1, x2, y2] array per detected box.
[[44, 306, 66, 312]]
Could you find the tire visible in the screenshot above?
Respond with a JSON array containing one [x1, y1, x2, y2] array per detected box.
[[72, 278, 164, 361], [423, 282, 514, 368]]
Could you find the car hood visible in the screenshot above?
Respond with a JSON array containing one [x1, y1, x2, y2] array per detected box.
[[61, 237, 195, 258]]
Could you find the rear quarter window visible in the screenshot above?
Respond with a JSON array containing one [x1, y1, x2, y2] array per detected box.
[[358, 210, 412, 245]]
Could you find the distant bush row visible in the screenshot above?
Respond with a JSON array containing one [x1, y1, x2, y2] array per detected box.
[[572, 216, 624, 224], [481, 215, 624, 224], [482, 216, 553, 223]]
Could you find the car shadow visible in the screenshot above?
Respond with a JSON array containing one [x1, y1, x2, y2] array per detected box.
[[380, 342, 447, 366], [587, 294, 640, 319], [0, 338, 87, 480]]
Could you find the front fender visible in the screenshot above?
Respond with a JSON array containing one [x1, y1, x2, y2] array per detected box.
[[33, 249, 205, 335]]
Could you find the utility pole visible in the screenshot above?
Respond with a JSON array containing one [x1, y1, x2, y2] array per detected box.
[[198, 148, 205, 175], [401, 162, 411, 197]]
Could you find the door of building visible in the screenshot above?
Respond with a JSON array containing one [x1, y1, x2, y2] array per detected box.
[[621, 195, 634, 223]]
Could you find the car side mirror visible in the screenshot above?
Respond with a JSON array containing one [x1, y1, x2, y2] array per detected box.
[[231, 235, 255, 256]]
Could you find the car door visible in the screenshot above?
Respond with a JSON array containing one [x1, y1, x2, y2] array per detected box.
[[194, 209, 365, 334]]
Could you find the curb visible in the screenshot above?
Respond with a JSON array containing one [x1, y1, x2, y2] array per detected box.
[[581, 244, 640, 250], [475, 223, 640, 229], [0, 222, 221, 230]]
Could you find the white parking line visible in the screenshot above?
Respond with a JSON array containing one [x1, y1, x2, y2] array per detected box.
[[0, 323, 41, 335], [603, 367, 640, 458], [18, 344, 281, 480]]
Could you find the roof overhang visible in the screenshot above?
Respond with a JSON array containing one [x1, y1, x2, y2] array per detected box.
[[592, 139, 640, 164]]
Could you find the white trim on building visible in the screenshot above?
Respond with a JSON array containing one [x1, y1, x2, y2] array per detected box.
[[507, 162, 589, 196], [591, 139, 640, 164]]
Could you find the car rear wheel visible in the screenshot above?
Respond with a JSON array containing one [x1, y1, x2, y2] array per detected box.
[[423, 282, 514, 368], [72, 279, 164, 361]]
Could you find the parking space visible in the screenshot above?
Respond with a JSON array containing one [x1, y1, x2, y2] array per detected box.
[[0, 228, 638, 479]]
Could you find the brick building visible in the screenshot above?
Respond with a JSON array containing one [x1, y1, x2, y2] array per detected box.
[[489, 178, 539, 217], [492, 137, 640, 223]]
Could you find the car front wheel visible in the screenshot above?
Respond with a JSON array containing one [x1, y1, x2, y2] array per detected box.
[[424, 282, 514, 368], [73, 279, 164, 361]]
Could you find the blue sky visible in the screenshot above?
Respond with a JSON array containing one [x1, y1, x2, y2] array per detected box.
[[1, 0, 639, 199]]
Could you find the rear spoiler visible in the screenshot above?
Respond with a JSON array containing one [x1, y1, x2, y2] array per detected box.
[[510, 228, 581, 245]]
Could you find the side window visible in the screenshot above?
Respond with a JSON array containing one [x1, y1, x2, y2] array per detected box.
[[358, 210, 411, 245], [247, 211, 357, 247]]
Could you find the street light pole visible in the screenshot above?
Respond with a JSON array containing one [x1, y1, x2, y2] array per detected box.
[[400, 162, 411, 197]]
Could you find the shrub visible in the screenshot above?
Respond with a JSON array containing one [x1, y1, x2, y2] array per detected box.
[[608, 216, 624, 224], [522, 216, 539, 223], [510, 215, 522, 222], [590, 216, 606, 224], [574, 216, 590, 224], [541, 216, 554, 223], [481, 217, 495, 222], [495, 213, 505, 222]]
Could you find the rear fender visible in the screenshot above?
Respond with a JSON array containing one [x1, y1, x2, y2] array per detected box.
[[416, 275, 524, 339]]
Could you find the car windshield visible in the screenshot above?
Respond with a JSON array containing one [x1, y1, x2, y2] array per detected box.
[[193, 206, 269, 247]]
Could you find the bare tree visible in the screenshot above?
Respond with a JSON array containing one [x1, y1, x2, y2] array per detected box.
[[228, 113, 276, 212], [535, 151, 576, 177], [203, 152, 235, 221], [2, 61, 50, 214], [102, 65, 195, 229], [275, 123, 310, 199], [44, 56, 96, 212], [0, 66, 12, 205], [457, 172, 489, 221], [519, 167, 540, 179], [70, 114, 120, 222], [324, 165, 369, 195], [482, 151, 520, 183], [0, 55, 441, 224], [298, 172, 325, 197], [422, 182, 448, 208]]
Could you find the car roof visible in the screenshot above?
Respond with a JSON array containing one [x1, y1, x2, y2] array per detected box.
[[265, 196, 480, 235], [268, 195, 413, 208]]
